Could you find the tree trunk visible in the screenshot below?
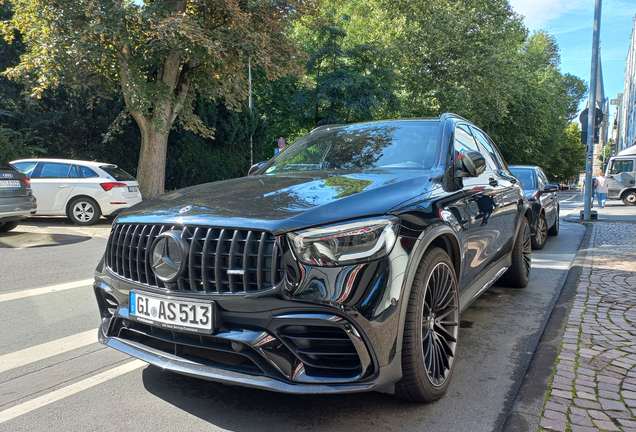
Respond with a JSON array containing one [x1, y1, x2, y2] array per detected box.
[[136, 125, 170, 200]]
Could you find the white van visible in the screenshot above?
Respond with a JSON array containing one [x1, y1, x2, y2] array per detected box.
[[605, 146, 636, 205]]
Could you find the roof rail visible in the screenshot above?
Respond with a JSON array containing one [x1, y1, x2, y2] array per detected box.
[[440, 112, 469, 122], [310, 124, 343, 133]]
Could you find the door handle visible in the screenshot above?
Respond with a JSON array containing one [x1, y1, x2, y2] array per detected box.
[[59, 185, 70, 189], [489, 178, 498, 187]]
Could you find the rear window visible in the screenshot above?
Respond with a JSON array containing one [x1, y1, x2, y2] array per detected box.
[[0, 158, 16, 170], [100, 166, 135, 181], [11, 161, 38, 177]]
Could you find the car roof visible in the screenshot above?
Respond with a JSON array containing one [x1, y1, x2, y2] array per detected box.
[[10, 158, 116, 168]]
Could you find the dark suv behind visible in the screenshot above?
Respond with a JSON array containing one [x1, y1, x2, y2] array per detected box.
[[93, 114, 531, 402], [0, 157, 37, 232]]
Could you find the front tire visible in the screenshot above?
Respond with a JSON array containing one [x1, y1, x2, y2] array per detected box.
[[395, 247, 459, 402], [0, 220, 20, 232], [531, 213, 547, 250], [623, 191, 636, 206], [500, 217, 531, 288], [67, 197, 101, 225]]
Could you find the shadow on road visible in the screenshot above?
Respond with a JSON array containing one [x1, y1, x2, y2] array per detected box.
[[141, 366, 425, 431], [0, 230, 92, 248], [22, 216, 113, 227]]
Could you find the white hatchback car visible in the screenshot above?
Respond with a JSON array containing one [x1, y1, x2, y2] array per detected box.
[[10, 158, 142, 225]]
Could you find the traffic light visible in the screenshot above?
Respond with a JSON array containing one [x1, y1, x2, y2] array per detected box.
[[579, 107, 604, 144]]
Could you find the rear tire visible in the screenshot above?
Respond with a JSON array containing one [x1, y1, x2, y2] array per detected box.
[[500, 217, 531, 288], [0, 220, 20, 232], [530, 214, 547, 250], [395, 247, 459, 403], [67, 197, 101, 225], [548, 208, 559, 236], [623, 191, 636, 206]]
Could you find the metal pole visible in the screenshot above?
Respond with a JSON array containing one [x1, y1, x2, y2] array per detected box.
[[249, 58, 253, 167], [584, 0, 602, 220]]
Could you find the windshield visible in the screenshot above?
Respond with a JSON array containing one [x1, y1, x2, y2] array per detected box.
[[510, 168, 537, 191], [264, 121, 440, 173]]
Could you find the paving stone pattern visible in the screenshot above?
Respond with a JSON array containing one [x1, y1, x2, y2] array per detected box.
[[539, 223, 636, 432]]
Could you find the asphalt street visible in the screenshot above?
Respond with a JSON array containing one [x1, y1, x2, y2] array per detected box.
[[0, 196, 588, 432]]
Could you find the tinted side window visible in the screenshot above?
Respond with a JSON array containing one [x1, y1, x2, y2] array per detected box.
[[537, 168, 550, 186], [611, 160, 634, 174], [536, 169, 546, 189], [79, 166, 98, 178], [454, 124, 478, 153], [39, 163, 73, 178], [471, 127, 502, 170]]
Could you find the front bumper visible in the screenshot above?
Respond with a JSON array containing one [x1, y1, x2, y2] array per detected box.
[[93, 236, 411, 394]]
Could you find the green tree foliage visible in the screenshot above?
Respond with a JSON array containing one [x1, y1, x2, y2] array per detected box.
[[544, 122, 586, 183], [484, 32, 587, 176], [1, 0, 316, 198], [292, 21, 399, 130]]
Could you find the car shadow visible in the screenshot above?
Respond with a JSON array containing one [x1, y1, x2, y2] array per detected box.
[[140, 366, 423, 431], [23, 216, 113, 227], [0, 230, 93, 248]]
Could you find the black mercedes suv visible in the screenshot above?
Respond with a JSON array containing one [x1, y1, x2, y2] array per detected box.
[[93, 114, 531, 402]]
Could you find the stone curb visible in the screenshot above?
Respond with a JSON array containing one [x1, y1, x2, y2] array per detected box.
[[501, 222, 593, 432]]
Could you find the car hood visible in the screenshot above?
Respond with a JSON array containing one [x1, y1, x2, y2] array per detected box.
[[117, 170, 438, 234]]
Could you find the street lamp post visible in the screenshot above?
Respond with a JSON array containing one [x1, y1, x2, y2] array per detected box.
[[249, 58, 254, 167], [584, 0, 602, 220]]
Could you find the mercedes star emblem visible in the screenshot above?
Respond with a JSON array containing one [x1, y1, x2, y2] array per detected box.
[[149, 230, 188, 283]]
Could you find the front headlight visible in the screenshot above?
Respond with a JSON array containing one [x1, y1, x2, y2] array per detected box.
[[287, 217, 399, 267]]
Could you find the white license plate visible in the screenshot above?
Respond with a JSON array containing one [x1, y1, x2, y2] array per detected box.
[[129, 291, 214, 334], [0, 180, 20, 188], [128, 186, 138, 192]]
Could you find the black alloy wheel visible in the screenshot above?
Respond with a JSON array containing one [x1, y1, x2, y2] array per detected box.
[[531, 213, 547, 250], [395, 247, 459, 402], [500, 217, 531, 288]]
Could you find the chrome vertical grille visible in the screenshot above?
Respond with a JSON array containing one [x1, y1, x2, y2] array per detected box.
[[105, 224, 285, 294]]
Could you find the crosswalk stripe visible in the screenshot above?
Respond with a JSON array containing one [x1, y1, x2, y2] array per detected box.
[[0, 278, 94, 303], [0, 360, 146, 424], [0, 329, 97, 374]]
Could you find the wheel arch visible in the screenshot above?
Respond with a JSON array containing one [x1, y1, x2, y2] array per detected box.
[[394, 223, 461, 358], [66, 194, 103, 215], [620, 188, 636, 200]]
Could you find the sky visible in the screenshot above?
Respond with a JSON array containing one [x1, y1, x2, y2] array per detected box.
[[507, 0, 636, 120]]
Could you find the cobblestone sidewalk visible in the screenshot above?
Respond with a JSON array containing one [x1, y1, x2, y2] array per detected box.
[[540, 223, 636, 432]]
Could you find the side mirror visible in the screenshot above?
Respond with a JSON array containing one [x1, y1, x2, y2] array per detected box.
[[544, 183, 559, 193], [248, 161, 267, 176], [456, 151, 486, 178]]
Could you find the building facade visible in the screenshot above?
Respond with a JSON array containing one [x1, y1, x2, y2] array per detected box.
[[613, 15, 636, 154]]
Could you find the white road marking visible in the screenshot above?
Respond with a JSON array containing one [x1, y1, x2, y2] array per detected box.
[[0, 360, 145, 424], [0, 278, 93, 303], [0, 329, 97, 374]]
